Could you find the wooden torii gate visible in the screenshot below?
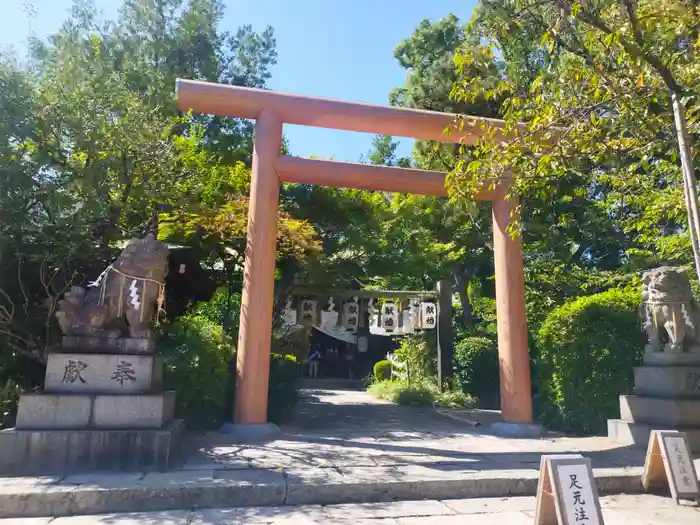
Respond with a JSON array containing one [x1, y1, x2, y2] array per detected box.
[[176, 79, 532, 427]]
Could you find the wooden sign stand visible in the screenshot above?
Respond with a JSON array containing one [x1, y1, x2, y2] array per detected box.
[[535, 454, 605, 525], [642, 430, 700, 504]]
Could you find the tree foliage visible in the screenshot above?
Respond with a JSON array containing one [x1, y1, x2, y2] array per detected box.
[[0, 0, 319, 363]]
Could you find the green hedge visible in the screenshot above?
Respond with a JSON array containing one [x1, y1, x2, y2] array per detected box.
[[373, 360, 393, 381], [160, 314, 299, 429], [267, 353, 299, 423], [536, 289, 644, 434], [453, 336, 500, 408], [160, 313, 232, 429]]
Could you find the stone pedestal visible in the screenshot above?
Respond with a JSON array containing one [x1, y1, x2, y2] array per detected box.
[[608, 352, 700, 452], [0, 338, 182, 474]]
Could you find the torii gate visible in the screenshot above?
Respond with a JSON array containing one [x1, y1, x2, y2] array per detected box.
[[176, 79, 532, 427]]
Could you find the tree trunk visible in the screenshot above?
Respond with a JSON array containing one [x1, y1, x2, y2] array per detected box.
[[453, 264, 473, 327], [671, 92, 700, 285]]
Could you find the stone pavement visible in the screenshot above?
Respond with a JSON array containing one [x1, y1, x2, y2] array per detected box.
[[0, 387, 699, 518], [0, 495, 698, 524]]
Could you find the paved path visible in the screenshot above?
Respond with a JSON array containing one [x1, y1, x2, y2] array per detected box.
[[1, 495, 698, 524], [182, 388, 651, 471], [1, 388, 699, 518]]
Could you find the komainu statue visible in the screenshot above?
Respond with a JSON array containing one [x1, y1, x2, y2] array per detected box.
[[641, 266, 700, 353], [56, 234, 169, 339]]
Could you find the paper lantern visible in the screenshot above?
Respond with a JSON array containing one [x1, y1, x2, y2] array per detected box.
[[420, 302, 437, 329], [358, 336, 368, 353], [282, 297, 297, 326], [381, 302, 398, 332], [343, 300, 360, 329], [299, 299, 317, 326]]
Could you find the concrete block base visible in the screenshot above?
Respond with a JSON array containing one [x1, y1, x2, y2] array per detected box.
[[219, 422, 280, 442], [488, 422, 546, 438], [607, 419, 700, 452], [633, 365, 700, 398], [0, 419, 184, 475], [16, 391, 176, 430], [642, 352, 700, 366], [619, 394, 700, 427]]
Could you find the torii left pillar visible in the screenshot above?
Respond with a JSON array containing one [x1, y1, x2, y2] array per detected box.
[[233, 109, 282, 428]]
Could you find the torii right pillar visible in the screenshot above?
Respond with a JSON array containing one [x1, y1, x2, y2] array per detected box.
[[492, 192, 534, 426]]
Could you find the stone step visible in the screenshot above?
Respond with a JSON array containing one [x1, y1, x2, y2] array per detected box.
[[45, 353, 163, 394], [607, 419, 700, 452], [619, 395, 700, 427], [0, 465, 647, 519], [0, 420, 184, 475], [15, 392, 176, 430]]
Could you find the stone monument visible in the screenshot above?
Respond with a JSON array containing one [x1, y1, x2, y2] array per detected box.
[[608, 266, 700, 451], [0, 234, 184, 474]]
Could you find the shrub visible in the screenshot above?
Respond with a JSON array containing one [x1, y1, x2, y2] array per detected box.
[[159, 313, 232, 429], [268, 353, 299, 423], [453, 336, 500, 408], [0, 378, 23, 429], [367, 379, 475, 408], [373, 360, 393, 381], [536, 289, 645, 434], [394, 334, 436, 380]]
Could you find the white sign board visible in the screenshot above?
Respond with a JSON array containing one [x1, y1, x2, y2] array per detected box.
[[534, 454, 604, 525], [554, 462, 601, 524], [665, 436, 698, 494], [642, 430, 699, 503]]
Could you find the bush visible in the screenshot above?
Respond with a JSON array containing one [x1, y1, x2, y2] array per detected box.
[[394, 334, 436, 380], [159, 313, 232, 430], [453, 336, 500, 408], [373, 360, 393, 381], [160, 314, 300, 428], [268, 353, 299, 423], [367, 379, 475, 408], [536, 289, 645, 434], [0, 378, 23, 429]]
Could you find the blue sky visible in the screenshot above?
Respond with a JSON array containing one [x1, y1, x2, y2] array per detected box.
[[2, 0, 477, 161]]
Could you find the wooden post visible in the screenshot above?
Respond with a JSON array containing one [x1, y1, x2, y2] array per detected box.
[[437, 278, 453, 389], [234, 109, 282, 424], [492, 194, 533, 423]]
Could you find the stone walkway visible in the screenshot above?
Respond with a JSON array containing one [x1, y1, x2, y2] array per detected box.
[[182, 388, 651, 471], [0, 387, 699, 518], [1, 495, 699, 524]]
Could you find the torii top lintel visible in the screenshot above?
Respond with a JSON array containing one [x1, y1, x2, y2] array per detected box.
[[176, 79, 508, 145]]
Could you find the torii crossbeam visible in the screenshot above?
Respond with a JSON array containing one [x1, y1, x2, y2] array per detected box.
[[176, 79, 532, 427]]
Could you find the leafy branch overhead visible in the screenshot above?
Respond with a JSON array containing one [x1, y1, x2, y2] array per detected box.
[[451, 0, 700, 275]]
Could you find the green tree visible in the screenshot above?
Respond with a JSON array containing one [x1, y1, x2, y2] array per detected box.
[[0, 0, 319, 362], [453, 0, 700, 280]]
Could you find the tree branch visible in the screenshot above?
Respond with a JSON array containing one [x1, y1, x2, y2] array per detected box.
[[576, 7, 683, 93]]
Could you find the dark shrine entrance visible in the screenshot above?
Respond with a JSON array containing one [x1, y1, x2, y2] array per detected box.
[[307, 328, 399, 380]]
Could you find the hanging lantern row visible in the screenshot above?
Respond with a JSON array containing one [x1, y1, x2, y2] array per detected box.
[[281, 295, 437, 331]]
